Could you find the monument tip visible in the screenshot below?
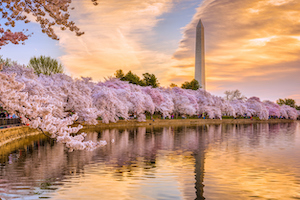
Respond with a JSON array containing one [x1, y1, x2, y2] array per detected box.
[[197, 19, 203, 28]]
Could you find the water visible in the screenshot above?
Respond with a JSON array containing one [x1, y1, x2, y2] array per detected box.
[[0, 122, 300, 200]]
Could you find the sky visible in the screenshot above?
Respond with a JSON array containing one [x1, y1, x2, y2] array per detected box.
[[1, 0, 300, 104]]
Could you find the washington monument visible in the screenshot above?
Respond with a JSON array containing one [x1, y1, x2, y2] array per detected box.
[[195, 19, 205, 90]]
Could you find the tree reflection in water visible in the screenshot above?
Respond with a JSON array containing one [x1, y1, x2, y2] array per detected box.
[[0, 122, 299, 199]]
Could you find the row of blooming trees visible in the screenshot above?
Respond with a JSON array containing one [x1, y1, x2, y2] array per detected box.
[[1, 64, 299, 150]]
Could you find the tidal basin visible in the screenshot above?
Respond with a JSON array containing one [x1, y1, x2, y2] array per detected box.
[[1, 122, 300, 200]]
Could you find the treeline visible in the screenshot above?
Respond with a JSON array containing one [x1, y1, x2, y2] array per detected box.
[[114, 69, 160, 88], [0, 55, 63, 76], [277, 98, 300, 110], [114, 69, 200, 90], [225, 89, 300, 111], [1, 55, 299, 110], [1, 56, 200, 90]]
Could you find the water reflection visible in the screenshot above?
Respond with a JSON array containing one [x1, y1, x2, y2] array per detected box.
[[0, 122, 299, 200]]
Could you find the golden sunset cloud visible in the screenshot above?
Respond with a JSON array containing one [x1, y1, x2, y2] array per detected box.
[[172, 0, 300, 102], [57, 0, 175, 80], [56, 0, 300, 103]]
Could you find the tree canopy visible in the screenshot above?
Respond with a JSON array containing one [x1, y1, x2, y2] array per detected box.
[[28, 56, 64, 76], [142, 72, 160, 88], [181, 79, 200, 90], [170, 83, 178, 88], [114, 69, 124, 79], [114, 69, 160, 88], [0, 55, 18, 67], [0, 0, 98, 48], [122, 70, 143, 85], [276, 98, 298, 108], [224, 89, 246, 101]]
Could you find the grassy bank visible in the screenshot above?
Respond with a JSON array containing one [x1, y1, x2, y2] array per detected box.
[[81, 118, 296, 130], [0, 126, 41, 146], [0, 119, 296, 152]]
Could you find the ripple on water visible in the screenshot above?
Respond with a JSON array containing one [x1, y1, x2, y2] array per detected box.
[[0, 123, 299, 200]]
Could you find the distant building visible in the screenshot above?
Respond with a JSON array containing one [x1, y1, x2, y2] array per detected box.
[[195, 19, 205, 90]]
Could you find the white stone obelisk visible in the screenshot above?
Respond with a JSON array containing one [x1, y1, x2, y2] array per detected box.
[[195, 19, 205, 90]]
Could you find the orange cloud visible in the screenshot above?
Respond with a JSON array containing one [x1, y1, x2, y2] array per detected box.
[[56, 0, 175, 81], [173, 0, 300, 103], [54, 0, 300, 103]]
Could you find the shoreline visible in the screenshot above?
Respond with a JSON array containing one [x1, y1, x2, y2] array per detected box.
[[0, 119, 297, 149], [81, 118, 296, 130], [0, 126, 41, 147]]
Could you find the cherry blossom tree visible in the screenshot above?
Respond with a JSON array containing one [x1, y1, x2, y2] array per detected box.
[[127, 84, 155, 121], [92, 84, 129, 124], [0, 26, 28, 46], [230, 99, 247, 117], [218, 98, 235, 118], [1, 64, 298, 151], [280, 104, 298, 120], [0, 0, 98, 48], [155, 87, 174, 118], [246, 97, 269, 120], [2, 64, 99, 124], [0, 64, 105, 151], [194, 89, 223, 119], [263, 100, 281, 118], [142, 87, 164, 109], [172, 87, 197, 116]]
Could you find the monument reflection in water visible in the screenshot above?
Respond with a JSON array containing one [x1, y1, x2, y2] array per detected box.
[[0, 122, 300, 200]]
